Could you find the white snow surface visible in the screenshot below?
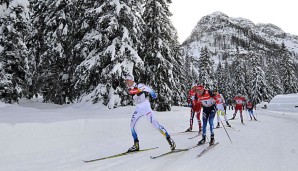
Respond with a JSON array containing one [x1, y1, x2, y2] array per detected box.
[[1, 94, 298, 171]]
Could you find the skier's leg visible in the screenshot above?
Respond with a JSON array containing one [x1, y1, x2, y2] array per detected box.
[[223, 113, 228, 122], [247, 110, 252, 120], [130, 109, 144, 142], [189, 109, 195, 129], [146, 111, 170, 137], [128, 108, 144, 152], [240, 109, 244, 123], [145, 110, 176, 150], [202, 111, 208, 136], [232, 108, 238, 119], [216, 110, 220, 127], [209, 110, 216, 135], [195, 110, 202, 131], [198, 110, 208, 145], [250, 110, 257, 120], [209, 109, 216, 145]]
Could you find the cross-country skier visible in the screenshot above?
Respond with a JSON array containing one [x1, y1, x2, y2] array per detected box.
[[230, 94, 246, 124], [213, 89, 231, 128], [194, 85, 217, 146], [246, 100, 257, 121], [185, 85, 202, 133], [124, 74, 175, 152]]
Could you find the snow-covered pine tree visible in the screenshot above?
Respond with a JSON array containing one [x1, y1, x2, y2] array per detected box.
[[279, 43, 298, 94], [74, 0, 144, 108], [246, 52, 272, 103], [184, 50, 200, 96], [265, 52, 283, 96], [215, 60, 231, 99], [171, 43, 187, 106], [28, 0, 47, 99], [222, 60, 233, 104], [230, 50, 247, 97], [30, 0, 86, 104], [142, 0, 184, 111], [0, 1, 31, 103], [215, 62, 224, 92], [197, 46, 215, 89], [185, 52, 199, 83]]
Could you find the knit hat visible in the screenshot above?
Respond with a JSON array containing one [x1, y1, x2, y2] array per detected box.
[[124, 74, 134, 81]]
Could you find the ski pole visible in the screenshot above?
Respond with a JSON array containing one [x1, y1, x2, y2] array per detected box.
[[219, 117, 232, 143], [255, 107, 258, 120]]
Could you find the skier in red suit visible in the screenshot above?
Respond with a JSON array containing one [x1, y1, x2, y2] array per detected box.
[[230, 94, 246, 124], [185, 86, 202, 132]]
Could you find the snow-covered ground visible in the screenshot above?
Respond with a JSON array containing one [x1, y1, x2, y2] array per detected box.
[[1, 94, 298, 171]]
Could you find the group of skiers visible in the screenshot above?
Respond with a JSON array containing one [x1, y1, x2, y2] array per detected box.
[[123, 74, 257, 152], [184, 82, 258, 146]]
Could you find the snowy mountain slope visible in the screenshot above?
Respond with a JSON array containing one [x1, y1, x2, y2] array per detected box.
[[182, 11, 298, 64], [1, 94, 298, 171]]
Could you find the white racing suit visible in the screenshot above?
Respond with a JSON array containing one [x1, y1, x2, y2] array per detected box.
[[216, 94, 229, 123], [128, 83, 170, 141]]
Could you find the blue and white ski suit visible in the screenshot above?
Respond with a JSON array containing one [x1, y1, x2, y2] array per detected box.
[[128, 83, 170, 142]]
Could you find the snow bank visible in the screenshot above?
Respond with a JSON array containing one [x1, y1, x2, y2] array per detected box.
[[267, 93, 298, 113]]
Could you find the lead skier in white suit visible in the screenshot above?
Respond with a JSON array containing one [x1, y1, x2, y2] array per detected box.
[[124, 74, 176, 152]]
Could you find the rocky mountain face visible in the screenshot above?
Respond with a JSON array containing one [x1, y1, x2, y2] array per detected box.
[[182, 11, 298, 64], [181, 11, 298, 103]]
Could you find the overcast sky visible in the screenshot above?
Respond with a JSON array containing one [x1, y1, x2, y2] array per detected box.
[[169, 0, 298, 43]]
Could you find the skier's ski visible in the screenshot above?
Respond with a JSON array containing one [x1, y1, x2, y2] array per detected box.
[[227, 126, 240, 131], [84, 147, 158, 162], [150, 143, 203, 159], [150, 148, 188, 159], [171, 130, 199, 136], [214, 126, 240, 131], [188, 132, 202, 139], [249, 119, 260, 122], [197, 142, 219, 158]]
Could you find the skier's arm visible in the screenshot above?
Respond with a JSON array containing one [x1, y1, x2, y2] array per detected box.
[[138, 84, 157, 99], [128, 87, 142, 95], [220, 94, 226, 104]]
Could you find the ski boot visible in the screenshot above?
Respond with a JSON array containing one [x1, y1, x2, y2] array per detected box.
[[230, 116, 235, 120], [226, 121, 231, 127], [216, 122, 220, 128], [241, 119, 244, 124], [127, 140, 139, 152], [198, 129, 202, 134], [166, 136, 176, 151], [185, 127, 192, 132], [250, 116, 253, 120], [254, 117, 257, 121], [209, 134, 215, 146], [198, 135, 206, 145]]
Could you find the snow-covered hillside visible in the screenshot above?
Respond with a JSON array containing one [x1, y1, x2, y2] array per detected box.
[[183, 11, 298, 59], [1, 94, 298, 171]]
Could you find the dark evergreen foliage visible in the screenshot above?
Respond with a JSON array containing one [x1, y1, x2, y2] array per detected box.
[[142, 0, 184, 111], [198, 46, 215, 89], [0, 2, 31, 103], [279, 43, 298, 94]]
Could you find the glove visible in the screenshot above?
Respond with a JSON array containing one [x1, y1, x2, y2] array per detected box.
[[187, 98, 190, 104], [150, 91, 157, 99], [128, 87, 142, 95]]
